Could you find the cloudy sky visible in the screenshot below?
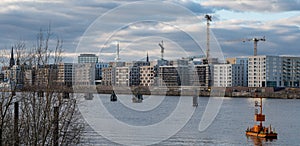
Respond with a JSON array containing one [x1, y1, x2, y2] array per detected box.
[[1, 0, 299, 63]]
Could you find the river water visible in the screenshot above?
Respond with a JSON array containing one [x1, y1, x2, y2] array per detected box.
[[79, 94, 300, 146]]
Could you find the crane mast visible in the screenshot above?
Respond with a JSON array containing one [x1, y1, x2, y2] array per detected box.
[[158, 40, 165, 60], [205, 15, 212, 61], [203, 14, 212, 65], [243, 36, 266, 56]]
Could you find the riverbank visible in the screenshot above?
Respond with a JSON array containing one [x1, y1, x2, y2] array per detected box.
[[85, 86, 300, 99]]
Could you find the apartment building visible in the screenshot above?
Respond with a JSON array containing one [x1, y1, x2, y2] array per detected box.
[[226, 57, 248, 86], [192, 64, 212, 87], [140, 65, 155, 86], [115, 66, 130, 86], [281, 56, 300, 87], [213, 64, 244, 87], [248, 56, 282, 87], [73, 63, 95, 86], [57, 63, 73, 87]]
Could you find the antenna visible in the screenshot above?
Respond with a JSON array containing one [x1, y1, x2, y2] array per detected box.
[[115, 41, 121, 61]]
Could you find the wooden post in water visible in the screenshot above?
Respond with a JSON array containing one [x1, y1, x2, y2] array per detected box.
[[14, 101, 19, 146], [193, 89, 198, 107], [53, 106, 59, 146]]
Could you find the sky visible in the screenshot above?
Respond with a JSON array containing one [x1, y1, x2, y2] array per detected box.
[[0, 0, 299, 63]]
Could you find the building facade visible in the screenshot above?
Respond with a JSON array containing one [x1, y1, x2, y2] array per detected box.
[[192, 64, 212, 87], [115, 66, 130, 86], [157, 66, 180, 87], [248, 56, 282, 87], [227, 57, 248, 87], [281, 56, 300, 87], [57, 63, 73, 87], [73, 63, 95, 86], [102, 67, 115, 86], [78, 54, 98, 63], [140, 65, 155, 86], [213, 64, 244, 87], [95, 62, 109, 85]]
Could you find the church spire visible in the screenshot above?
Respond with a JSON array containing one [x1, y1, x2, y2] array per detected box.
[[146, 51, 149, 63], [9, 46, 15, 68]]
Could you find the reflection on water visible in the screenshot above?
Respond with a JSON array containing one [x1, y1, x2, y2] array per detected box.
[[246, 135, 277, 146], [80, 95, 300, 145]]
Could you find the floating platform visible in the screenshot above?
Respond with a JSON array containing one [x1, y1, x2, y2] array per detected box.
[[246, 96, 277, 139]]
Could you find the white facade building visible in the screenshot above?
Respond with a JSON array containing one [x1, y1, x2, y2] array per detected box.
[[213, 64, 244, 87], [248, 56, 282, 87], [115, 66, 130, 86]]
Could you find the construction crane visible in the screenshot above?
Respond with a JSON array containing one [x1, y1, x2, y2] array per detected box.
[[203, 14, 212, 64], [158, 40, 165, 60], [243, 36, 266, 56]]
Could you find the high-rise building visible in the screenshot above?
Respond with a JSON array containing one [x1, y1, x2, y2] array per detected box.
[[78, 54, 98, 63]]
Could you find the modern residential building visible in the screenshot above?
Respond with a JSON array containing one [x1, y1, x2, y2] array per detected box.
[[213, 64, 244, 87], [115, 66, 130, 86], [248, 56, 282, 87], [78, 54, 98, 63], [130, 61, 151, 86], [34, 64, 58, 87], [157, 66, 180, 87], [281, 56, 300, 87], [140, 65, 155, 86], [192, 64, 212, 87], [102, 67, 115, 86], [73, 63, 95, 86], [24, 69, 33, 86], [156, 59, 191, 87], [227, 57, 248, 86], [115, 61, 150, 86], [95, 62, 109, 85], [57, 63, 73, 87]]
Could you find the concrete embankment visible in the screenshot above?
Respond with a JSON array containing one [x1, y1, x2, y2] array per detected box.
[[48, 85, 300, 99], [92, 86, 300, 99]]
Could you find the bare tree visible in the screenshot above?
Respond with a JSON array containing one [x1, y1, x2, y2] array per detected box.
[[0, 25, 84, 145]]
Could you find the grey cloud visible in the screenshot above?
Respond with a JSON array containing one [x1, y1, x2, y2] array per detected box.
[[1, 0, 299, 64], [201, 0, 300, 12], [172, 0, 214, 14]]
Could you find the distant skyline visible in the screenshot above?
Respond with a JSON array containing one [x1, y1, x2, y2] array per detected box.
[[1, 0, 299, 63]]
